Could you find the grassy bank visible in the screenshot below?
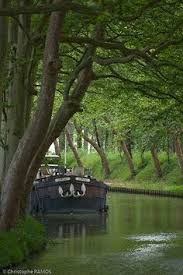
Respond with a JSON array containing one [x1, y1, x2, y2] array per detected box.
[[66, 151, 183, 194], [0, 216, 46, 269]]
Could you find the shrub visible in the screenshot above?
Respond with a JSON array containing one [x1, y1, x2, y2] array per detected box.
[[0, 216, 46, 269]]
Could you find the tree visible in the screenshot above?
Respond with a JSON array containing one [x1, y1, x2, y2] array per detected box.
[[0, 4, 66, 230], [74, 122, 111, 178], [19, 23, 104, 218], [65, 124, 83, 168]]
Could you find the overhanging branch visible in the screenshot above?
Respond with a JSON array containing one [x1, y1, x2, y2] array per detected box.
[[60, 35, 126, 50], [121, 0, 162, 21], [94, 55, 136, 65], [0, 2, 99, 17]]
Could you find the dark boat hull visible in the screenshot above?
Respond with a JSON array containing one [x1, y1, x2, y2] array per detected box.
[[30, 175, 108, 215]]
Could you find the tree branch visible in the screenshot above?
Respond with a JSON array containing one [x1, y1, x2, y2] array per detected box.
[[0, 2, 100, 17], [94, 55, 136, 65], [60, 34, 126, 50], [63, 50, 92, 100], [152, 38, 183, 56]]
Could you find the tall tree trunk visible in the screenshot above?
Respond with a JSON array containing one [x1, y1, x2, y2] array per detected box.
[[92, 119, 101, 148], [0, 0, 8, 186], [121, 140, 136, 178], [75, 123, 110, 178], [77, 133, 82, 149], [0, 4, 65, 230], [19, 24, 104, 217], [83, 128, 88, 151], [104, 117, 135, 178], [125, 136, 133, 159], [166, 133, 170, 163], [104, 129, 109, 151], [5, 1, 34, 174], [174, 136, 183, 177], [53, 139, 61, 156], [140, 148, 146, 168], [150, 144, 162, 178], [65, 126, 83, 167], [0, 0, 8, 120]]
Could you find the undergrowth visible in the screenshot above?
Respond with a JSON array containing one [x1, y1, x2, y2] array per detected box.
[[0, 216, 46, 269]]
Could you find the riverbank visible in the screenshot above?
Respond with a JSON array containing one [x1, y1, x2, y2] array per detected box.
[[0, 216, 46, 269], [66, 151, 183, 195], [107, 180, 183, 196], [107, 180, 183, 198]]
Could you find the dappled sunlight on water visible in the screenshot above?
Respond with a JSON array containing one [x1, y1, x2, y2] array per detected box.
[[127, 232, 178, 242], [125, 243, 170, 261]]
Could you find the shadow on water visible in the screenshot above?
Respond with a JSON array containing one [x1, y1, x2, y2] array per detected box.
[[20, 193, 183, 275]]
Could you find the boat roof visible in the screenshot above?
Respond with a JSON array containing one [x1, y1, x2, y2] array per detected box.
[[34, 175, 108, 189]]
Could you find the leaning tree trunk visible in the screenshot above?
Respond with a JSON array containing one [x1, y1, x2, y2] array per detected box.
[[103, 116, 135, 177], [150, 144, 162, 178], [77, 133, 82, 149], [65, 126, 83, 168], [75, 123, 110, 178], [174, 136, 183, 177], [19, 24, 104, 217], [83, 128, 89, 151], [53, 139, 61, 156], [92, 119, 101, 148], [104, 129, 109, 151], [0, 4, 65, 230], [121, 140, 136, 178]]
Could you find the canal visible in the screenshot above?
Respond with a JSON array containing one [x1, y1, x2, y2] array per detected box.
[[23, 193, 183, 274]]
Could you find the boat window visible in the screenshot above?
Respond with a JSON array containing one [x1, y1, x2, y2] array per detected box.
[[55, 177, 71, 182], [76, 177, 90, 182]]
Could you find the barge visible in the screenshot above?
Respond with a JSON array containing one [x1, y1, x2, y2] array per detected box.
[[30, 172, 108, 215]]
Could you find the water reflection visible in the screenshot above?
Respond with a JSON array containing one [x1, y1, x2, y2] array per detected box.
[[23, 193, 183, 275], [40, 213, 107, 238]]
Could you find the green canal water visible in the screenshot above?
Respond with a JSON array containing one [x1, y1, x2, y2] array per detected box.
[[23, 193, 183, 275]]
